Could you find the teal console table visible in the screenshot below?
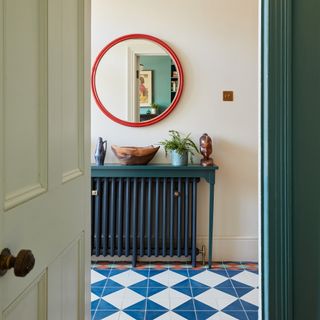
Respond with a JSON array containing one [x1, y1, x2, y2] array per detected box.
[[91, 164, 218, 268]]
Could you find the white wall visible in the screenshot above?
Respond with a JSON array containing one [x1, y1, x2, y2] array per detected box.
[[91, 0, 259, 261]]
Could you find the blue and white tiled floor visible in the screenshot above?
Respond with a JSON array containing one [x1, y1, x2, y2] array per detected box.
[[91, 262, 259, 320]]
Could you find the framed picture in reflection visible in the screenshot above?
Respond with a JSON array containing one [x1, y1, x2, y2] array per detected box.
[[139, 70, 152, 107]]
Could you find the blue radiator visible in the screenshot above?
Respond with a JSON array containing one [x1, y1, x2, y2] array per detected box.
[[91, 177, 200, 266]]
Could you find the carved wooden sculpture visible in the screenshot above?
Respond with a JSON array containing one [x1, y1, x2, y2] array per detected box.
[[200, 133, 214, 166]]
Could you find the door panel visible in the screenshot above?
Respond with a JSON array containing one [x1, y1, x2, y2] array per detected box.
[[3, 272, 47, 320], [3, 0, 48, 210], [61, 0, 84, 183], [48, 235, 84, 320], [0, 0, 90, 319]]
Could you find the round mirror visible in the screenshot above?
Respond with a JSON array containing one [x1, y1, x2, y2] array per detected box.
[[91, 34, 184, 127]]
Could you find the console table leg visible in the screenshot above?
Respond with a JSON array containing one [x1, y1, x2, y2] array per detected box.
[[208, 182, 215, 269], [192, 179, 197, 268]]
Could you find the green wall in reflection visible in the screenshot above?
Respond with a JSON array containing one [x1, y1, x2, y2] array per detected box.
[[140, 56, 171, 115]]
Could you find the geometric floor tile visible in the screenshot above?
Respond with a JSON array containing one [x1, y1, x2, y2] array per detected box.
[[231, 271, 259, 288], [241, 288, 259, 307], [191, 270, 227, 287], [91, 261, 259, 319], [195, 288, 238, 311]]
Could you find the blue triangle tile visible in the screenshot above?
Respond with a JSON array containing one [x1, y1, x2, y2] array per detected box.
[[132, 269, 150, 277], [108, 269, 128, 276], [188, 269, 206, 277], [91, 279, 107, 287], [105, 279, 125, 288], [173, 299, 195, 311], [91, 286, 104, 297], [145, 310, 168, 320], [148, 270, 166, 277], [215, 286, 238, 297], [222, 310, 248, 320], [94, 310, 118, 320], [240, 300, 259, 311], [208, 269, 228, 277], [231, 279, 253, 289], [191, 285, 211, 297], [123, 299, 147, 311], [148, 279, 168, 288], [247, 311, 259, 320], [172, 279, 190, 288], [148, 286, 167, 297], [196, 310, 218, 320], [235, 287, 254, 297], [91, 299, 100, 310], [171, 269, 189, 276], [123, 311, 145, 320], [91, 310, 95, 318], [96, 299, 119, 311], [173, 310, 197, 320], [129, 279, 149, 288], [194, 300, 217, 311], [171, 286, 193, 297], [214, 279, 233, 288], [146, 299, 169, 311], [129, 286, 148, 297], [189, 279, 211, 288], [222, 300, 243, 311], [102, 286, 123, 296], [226, 270, 243, 277], [94, 269, 111, 277]]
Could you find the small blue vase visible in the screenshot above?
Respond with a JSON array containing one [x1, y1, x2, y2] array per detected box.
[[94, 137, 107, 165], [171, 150, 188, 166]]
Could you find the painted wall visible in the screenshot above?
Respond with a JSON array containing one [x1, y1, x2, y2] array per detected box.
[[91, 0, 259, 261]]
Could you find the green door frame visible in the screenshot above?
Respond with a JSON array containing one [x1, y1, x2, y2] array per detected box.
[[261, 0, 293, 319]]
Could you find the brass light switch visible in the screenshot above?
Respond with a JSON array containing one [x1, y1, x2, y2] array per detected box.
[[223, 91, 234, 101]]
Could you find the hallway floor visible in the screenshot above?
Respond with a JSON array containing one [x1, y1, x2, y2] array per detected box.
[[91, 262, 259, 320]]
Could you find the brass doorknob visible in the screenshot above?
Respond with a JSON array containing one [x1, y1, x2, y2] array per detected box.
[[0, 248, 35, 277]]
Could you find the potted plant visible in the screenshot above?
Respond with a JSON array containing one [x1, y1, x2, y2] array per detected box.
[[150, 103, 160, 115], [159, 130, 199, 166]]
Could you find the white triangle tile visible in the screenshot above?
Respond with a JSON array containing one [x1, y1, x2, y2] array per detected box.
[[231, 270, 259, 288], [102, 288, 126, 309], [91, 292, 99, 302], [153, 311, 184, 320], [169, 311, 191, 319], [150, 270, 187, 287], [207, 311, 239, 319], [169, 289, 191, 309], [148, 288, 171, 310], [122, 288, 145, 309], [91, 270, 107, 284], [191, 270, 227, 287], [109, 270, 146, 287], [118, 311, 135, 320], [167, 270, 188, 286], [103, 311, 122, 319], [150, 270, 170, 286], [195, 288, 237, 311], [241, 287, 259, 306]]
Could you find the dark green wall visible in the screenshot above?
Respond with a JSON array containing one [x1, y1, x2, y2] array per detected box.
[[140, 56, 171, 114], [292, 0, 320, 318]]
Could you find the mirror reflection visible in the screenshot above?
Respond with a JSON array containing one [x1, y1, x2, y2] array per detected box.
[[94, 39, 180, 123]]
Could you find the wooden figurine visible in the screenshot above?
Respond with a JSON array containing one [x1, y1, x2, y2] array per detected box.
[[200, 133, 214, 166]]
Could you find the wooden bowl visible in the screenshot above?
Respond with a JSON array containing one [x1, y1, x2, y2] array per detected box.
[[111, 145, 160, 165]]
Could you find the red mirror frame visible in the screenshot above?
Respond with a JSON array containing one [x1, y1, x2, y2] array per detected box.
[[91, 34, 184, 127]]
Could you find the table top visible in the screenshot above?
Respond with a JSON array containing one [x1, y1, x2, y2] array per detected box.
[[91, 164, 219, 183]]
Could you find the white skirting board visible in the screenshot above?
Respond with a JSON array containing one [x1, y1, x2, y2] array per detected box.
[[91, 236, 258, 263], [198, 236, 259, 262]]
